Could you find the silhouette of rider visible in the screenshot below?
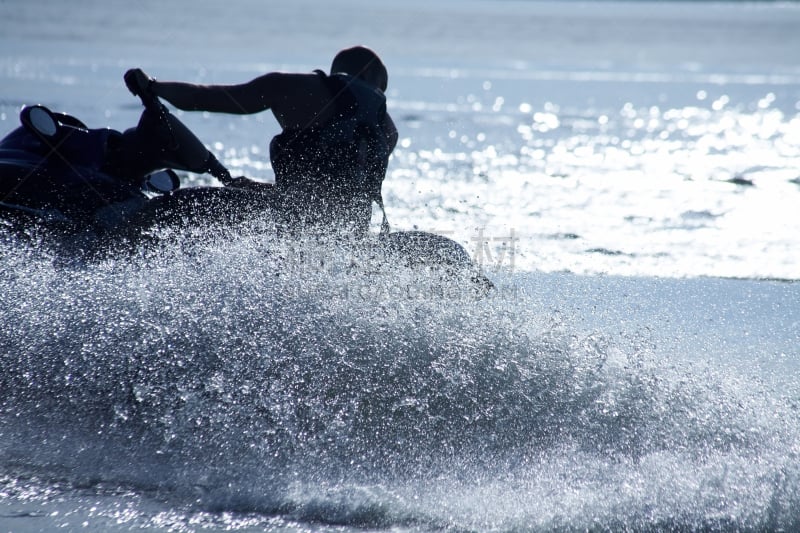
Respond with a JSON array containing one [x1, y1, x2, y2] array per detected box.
[[127, 46, 397, 235]]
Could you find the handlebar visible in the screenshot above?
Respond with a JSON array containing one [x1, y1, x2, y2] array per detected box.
[[123, 69, 233, 184], [124, 69, 157, 105], [124, 69, 179, 151]]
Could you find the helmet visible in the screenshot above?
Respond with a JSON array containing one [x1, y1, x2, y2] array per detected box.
[[330, 46, 388, 92]]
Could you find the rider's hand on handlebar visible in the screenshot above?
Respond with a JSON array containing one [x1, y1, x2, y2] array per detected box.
[[124, 68, 155, 97]]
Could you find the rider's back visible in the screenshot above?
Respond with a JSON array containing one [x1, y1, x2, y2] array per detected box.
[[269, 71, 391, 235]]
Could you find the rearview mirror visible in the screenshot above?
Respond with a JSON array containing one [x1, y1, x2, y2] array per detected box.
[[21, 105, 59, 138], [143, 169, 180, 193]]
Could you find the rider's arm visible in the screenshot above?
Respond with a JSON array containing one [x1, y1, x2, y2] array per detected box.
[[151, 73, 333, 124], [151, 74, 277, 114]]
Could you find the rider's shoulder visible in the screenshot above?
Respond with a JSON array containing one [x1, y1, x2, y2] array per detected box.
[[247, 71, 325, 92]]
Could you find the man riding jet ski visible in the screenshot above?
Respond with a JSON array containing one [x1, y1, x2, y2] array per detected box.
[[0, 47, 493, 293], [127, 45, 397, 236], [2, 46, 393, 238]]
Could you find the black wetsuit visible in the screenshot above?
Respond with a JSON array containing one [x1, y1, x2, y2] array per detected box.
[[269, 71, 391, 235]]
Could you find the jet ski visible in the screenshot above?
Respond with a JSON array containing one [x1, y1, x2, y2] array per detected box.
[[0, 76, 493, 293]]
